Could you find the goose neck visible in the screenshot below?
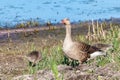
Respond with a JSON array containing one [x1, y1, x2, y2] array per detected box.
[[65, 24, 72, 42]]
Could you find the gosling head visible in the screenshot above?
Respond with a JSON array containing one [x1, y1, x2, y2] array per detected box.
[[61, 18, 70, 25]]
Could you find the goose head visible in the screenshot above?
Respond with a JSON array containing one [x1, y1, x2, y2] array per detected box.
[[61, 18, 70, 25]]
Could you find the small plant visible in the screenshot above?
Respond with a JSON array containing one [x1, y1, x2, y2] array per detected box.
[[16, 23, 25, 28], [50, 58, 60, 80], [62, 56, 79, 67], [96, 57, 110, 67], [62, 56, 70, 65], [86, 20, 108, 42], [16, 20, 40, 28], [33, 29, 39, 35]]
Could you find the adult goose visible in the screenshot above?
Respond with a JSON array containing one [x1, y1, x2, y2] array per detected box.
[[61, 18, 112, 64], [26, 51, 42, 66]]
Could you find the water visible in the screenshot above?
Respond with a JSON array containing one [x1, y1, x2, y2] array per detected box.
[[0, 0, 120, 27]]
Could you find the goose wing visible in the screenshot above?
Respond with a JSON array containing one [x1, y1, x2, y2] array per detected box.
[[77, 42, 102, 54], [92, 43, 112, 51]]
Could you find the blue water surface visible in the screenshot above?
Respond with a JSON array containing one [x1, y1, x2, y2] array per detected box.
[[0, 0, 120, 27]]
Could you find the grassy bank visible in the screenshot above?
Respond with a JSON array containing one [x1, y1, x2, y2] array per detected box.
[[0, 21, 120, 79]]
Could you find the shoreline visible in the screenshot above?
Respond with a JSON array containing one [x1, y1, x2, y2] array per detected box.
[[0, 17, 120, 29], [0, 17, 120, 41], [0, 24, 64, 37]]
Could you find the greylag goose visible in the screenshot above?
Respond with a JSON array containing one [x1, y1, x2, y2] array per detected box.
[[61, 18, 112, 64], [26, 51, 42, 66]]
